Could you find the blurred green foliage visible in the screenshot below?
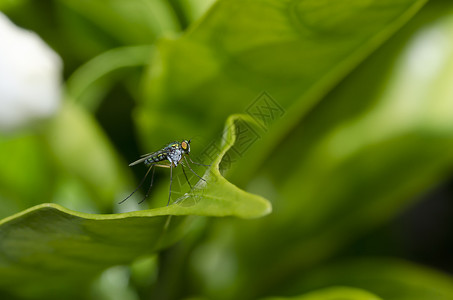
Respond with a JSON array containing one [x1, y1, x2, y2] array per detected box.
[[1, 0, 453, 299], [265, 286, 382, 300]]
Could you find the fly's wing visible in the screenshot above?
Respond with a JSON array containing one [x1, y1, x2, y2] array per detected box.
[[129, 149, 168, 166], [137, 143, 175, 159], [129, 152, 160, 166], [128, 156, 151, 166], [140, 152, 153, 157]]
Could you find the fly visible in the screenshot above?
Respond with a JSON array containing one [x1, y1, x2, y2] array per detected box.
[[119, 139, 209, 206]]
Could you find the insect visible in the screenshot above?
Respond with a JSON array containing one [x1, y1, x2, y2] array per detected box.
[[119, 139, 208, 206]]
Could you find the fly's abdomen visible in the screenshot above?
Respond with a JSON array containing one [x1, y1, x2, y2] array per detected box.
[[144, 151, 168, 165]]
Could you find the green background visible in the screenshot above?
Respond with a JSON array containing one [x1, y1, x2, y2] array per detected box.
[[1, 0, 453, 299]]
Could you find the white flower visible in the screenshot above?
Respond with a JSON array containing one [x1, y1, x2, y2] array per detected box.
[[0, 13, 63, 133]]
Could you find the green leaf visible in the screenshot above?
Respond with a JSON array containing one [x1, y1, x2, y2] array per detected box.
[[0, 114, 270, 299], [137, 0, 428, 164], [221, 4, 453, 297], [57, 0, 180, 44], [162, 1, 453, 298], [66, 45, 154, 112], [0, 0, 27, 11], [265, 286, 382, 300], [170, 0, 217, 24], [285, 259, 453, 300], [244, 0, 453, 277]]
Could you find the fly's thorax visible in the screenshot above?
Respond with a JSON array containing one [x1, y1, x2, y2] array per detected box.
[[167, 148, 183, 166]]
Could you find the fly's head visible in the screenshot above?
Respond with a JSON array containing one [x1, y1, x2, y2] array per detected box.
[[181, 139, 191, 154]]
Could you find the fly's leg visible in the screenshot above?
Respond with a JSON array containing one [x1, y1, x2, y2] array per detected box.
[[184, 156, 206, 182], [119, 164, 154, 204], [150, 163, 173, 206], [181, 164, 193, 190], [168, 164, 173, 206], [187, 155, 211, 167], [139, 166, 156, 204]]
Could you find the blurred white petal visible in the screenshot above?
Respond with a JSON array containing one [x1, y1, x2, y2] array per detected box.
[[0, 13, 62, 133]]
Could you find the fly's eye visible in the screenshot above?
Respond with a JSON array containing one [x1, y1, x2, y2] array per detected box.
[[181, 141, 188, 150]]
